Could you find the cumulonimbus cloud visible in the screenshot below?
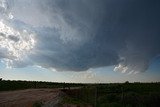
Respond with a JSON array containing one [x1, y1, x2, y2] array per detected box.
[[0, 0, 160, 73]]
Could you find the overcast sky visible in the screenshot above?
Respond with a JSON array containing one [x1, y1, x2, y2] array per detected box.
[[0, 0, 160, 83]]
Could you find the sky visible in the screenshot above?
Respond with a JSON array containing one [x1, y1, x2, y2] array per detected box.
[[0, 0, 160, 83]]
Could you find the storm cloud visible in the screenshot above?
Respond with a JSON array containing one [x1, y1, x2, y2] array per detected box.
[[0, 0, 160, 73]]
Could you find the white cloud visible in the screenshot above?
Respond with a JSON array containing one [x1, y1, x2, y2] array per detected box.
[[0, 0, 36, 68]]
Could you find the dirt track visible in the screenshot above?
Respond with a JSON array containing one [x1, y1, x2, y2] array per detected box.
[[0, 89, 61, 107]]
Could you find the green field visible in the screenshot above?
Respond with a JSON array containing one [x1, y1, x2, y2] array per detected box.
[[0, 80, 160, 107]]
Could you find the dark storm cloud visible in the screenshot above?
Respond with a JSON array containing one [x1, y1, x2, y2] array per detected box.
[[1, 0, 160, 73]]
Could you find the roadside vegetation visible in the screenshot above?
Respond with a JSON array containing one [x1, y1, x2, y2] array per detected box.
[[61, 82, 160, 107]]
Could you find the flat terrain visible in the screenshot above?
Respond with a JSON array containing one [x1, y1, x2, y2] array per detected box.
[[0, 89, 60, 107], [0, 81, 160, 107]]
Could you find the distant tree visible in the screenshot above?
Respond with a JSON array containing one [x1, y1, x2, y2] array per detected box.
[[0, 78, 2, 81], [125, 81, 129, 84]]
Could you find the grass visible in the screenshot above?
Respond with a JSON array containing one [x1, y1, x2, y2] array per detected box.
[[32, 101, 44, 107], [61, 96, 92, 107]]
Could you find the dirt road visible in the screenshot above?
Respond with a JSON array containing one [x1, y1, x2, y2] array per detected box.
[[0, 89, 61, 107]]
